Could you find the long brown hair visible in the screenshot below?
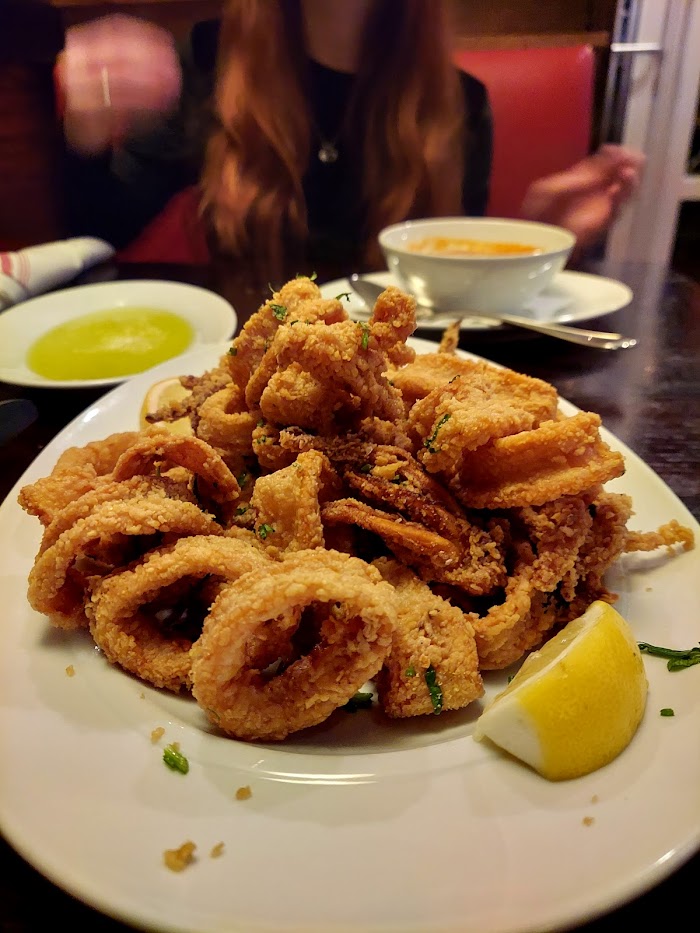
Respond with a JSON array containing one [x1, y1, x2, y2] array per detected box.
[[200, 0, 465, 272]]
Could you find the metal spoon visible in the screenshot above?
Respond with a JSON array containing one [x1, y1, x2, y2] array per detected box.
[[348, 274, 637, 350]]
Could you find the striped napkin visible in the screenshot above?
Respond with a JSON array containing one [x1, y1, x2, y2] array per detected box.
[[0, 237, 115, 311]]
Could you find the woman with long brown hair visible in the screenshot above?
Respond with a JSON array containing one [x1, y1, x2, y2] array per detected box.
[[59, 0, 642, 276]]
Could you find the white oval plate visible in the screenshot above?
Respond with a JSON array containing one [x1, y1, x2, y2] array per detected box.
[[0, 280, 237, 389], [321, 270, 633, 331], [0, 341, 698, 933]]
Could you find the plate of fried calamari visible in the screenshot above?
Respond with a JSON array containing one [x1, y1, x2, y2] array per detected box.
[[0, 277, 698, 933]]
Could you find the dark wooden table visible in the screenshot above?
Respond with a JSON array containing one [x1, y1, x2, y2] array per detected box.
[[1, 258, 699, 932]]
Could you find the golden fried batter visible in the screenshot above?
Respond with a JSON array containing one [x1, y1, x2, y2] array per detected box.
[[373, 558, 483, 717], [250, 450, 340, 558]]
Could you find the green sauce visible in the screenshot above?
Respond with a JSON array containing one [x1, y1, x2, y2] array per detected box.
[[27, 308, 194, 381]]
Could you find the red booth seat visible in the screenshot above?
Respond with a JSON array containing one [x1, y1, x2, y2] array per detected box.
[[453, 45, 595, 219]]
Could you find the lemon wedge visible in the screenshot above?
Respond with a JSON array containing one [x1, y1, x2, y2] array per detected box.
[[139, 377, 193, 435], [473, 601, 648, 781]]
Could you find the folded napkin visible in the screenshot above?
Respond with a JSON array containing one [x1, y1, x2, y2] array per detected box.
[[0, 237, 115, 311]]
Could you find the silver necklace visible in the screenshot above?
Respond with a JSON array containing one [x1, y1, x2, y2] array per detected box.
[[318, 139, 340, 164]]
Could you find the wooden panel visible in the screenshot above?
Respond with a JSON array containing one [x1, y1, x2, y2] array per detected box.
[[0, 65, 67, 249]]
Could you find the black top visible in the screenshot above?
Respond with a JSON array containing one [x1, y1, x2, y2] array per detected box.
[[65, 19, 493, 265]]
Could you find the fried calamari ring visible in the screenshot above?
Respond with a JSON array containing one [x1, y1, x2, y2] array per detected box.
[[190, 549, 396, 740], [373, 558, 483, 718], [38, 476, 196, 555], [28, 497, 221, 630], [17, 431, 140, 525], [195, 384, 258, 474], [87, 536, 273, 691], [112, 431, 240, 508]]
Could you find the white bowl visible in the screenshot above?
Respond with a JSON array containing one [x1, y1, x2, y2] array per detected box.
[[0, 280, 237, 389], [378, 217, 576, 315]]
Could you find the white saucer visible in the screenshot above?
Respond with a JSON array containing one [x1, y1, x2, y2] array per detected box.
[[321, 269, 633, 331], [0, 280, 237, 389]]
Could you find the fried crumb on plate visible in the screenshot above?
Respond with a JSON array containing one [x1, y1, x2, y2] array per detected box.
[[236, 785, 252, 800], [582, 816, 595, 827], [65, 665, 75, 677], [150, 726, 165, 743], [163, 841, 196, 872], [210, 842, 225, 858]]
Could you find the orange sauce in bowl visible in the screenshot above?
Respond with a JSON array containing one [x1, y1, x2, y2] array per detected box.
[[406, 236, 542, 257]]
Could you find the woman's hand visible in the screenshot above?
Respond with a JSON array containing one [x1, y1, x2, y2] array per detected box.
[[57, 14, 182, 155], [520, 145, 645, 258]]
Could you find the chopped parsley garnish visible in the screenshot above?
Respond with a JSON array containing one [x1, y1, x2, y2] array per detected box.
[[235, 506, 249, 516], [343, 691, 373, 712], [257, 419, 265, 427], [424, 665, 443, 714], [405, 666, 416, 677], [257, 523, 275, 540], [424, 413, 451, 453], [660, 708, 675, 717], [357, 322, 370, 350], [638, 642, 700, 671], [335, 292, 351, 302], [390, 474, 406, 484], [295, 271, 318, 281], [270, 303, 287, 320], [163, 745, 189, 774], [237, 471, 249, 488], [359, 463, 372, 474], [228, 346, 238, 356]]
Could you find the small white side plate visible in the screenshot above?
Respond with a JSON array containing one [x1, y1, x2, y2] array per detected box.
[[322, 269, 633, 331], [0, 280, 237, 389]]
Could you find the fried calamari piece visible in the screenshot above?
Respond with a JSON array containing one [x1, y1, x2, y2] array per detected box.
[[558, 491, 634, 604], [190, 549, 396, 740], [410, 361, 559, 468], [250, 419, 297, 472], [364, 286, 417, 367], [195, 383, 258, 474], [447, 413, 626, 510], [513, 495, 595, 593], [112, 430, 240, 508], [28, 497, 221, 630], [321, 498, 501, 595], [471, 544, 560, 670], [437, 320, 462, 355], [228, 277, 346, 390], [391, 353, 481, 410], [17, 431, 140, 525], [146, 357, 232, 431], [250, 450, 340, 558], [341, 455, 506, 591], [245, 315, 409, 436], [373, 558, 483, 717], [624, 519, 695, 554], [38, 476, 195, 555], [87, 535, 272, 691]]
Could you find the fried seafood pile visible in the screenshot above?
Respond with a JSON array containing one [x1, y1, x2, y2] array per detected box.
[[19, 277, 694, 741]]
